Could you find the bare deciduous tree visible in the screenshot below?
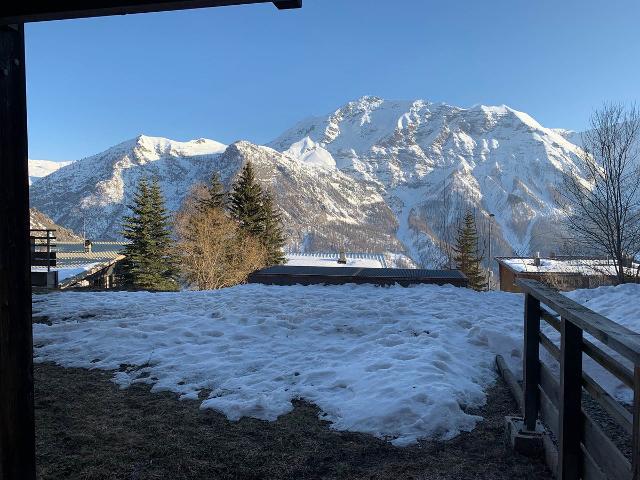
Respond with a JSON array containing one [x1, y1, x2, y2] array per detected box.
[[561, 104, 640, 284], [175, 185, 266, 290]]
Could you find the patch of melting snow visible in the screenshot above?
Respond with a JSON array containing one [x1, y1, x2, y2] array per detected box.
[[32, 282, 639, 445]]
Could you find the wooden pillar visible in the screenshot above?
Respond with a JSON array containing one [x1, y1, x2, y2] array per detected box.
[[0, 23, 36, 480], [523, 293, 540, 431], [633, 365, 640, 480], [558, 318, 583, 480]]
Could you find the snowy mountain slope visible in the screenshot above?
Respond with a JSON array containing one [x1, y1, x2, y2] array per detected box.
[[30, 97, 590, 266], [270, 96, 587, 263], [30, 136, 227, 240], [219, 141, 399, 252], [30, 135, 399, 252], [30, 208, 81, 241], [29, 159, 72, 186]]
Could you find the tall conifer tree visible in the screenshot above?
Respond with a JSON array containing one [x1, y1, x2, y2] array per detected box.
[[454, 211, 486, 291], [121, 176, 178, 291], [229, 162, 267, 236], [120, 177, 152, 287], [229, 161, 286, 265], [197, 171, 226, 212], [261, 190, 286, 265]]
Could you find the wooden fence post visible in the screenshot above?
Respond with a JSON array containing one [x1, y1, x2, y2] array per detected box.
[[633, 365, 640, 480], [558, 318, 583, 480], [523, 293, 541, 431]]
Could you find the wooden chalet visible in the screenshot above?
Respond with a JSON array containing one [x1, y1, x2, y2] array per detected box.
[[496, 255, 640, 293]]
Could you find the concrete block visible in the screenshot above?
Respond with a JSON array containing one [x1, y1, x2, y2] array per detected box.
[[504, 416, 545, 458]]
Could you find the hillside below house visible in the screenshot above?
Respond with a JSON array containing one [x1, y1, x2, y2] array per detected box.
[[30, 208, 81, 241], [496, 256, 640, 292], [29, 96, 594, 269]]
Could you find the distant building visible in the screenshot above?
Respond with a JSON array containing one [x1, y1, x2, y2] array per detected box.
[[496, 255, 640, 292], [31, 237, 127, 289], [249, 265, 468, 287]]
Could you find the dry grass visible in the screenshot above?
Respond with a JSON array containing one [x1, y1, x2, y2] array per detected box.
[[35, 362, 550, 480]]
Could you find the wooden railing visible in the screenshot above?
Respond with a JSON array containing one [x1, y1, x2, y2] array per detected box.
[[517, 279, 640, 480], [30, 228, 56, 269]]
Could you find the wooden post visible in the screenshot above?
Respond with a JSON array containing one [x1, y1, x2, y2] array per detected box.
[[523, 293, 541, 431], [633, 365, 640, 480], [558, 318, 583, 480], [0, 23, 36, 480]]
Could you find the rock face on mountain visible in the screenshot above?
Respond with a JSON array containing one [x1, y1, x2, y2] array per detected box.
[[269, 96, 586, 263], [29, 208, 81, 241], [30, 96, 589, 267]]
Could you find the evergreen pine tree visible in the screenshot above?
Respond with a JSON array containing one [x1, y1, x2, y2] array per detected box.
[[453, 211, 487, 291], [229, 161, 286, 265], [229, 162, 267, 236], [147, 178, 179, 289], [261, 190, 286, 265], [196, 171, 226, 212], [120, 177, 152, 287], [120, 176, 179, 291]]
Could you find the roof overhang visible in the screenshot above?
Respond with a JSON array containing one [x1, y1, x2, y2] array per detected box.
[[0, 0, 301, 25]]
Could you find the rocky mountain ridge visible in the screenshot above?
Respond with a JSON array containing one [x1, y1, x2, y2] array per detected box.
[[30, 96, 589, 267]]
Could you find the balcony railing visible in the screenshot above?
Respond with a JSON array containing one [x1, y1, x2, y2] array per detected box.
[[516, 278, 640, 480]]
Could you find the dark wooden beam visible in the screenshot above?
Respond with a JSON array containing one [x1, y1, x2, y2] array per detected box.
[[273, 0, 301, 8], [0, 0, 300, 25], [523, 293, 541, 431], [517, 278, 640, 365], [558, 318, 583, 480], [0, 23, 35, 480]]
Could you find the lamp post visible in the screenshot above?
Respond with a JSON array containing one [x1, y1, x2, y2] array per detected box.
[[488, 213, 495, 291]]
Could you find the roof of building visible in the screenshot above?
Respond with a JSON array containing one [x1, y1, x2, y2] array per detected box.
[[285, 252, 387, 268], [496, 256, 640, 276], [249, 265, 468, 287], [31, 242, 126, 287]]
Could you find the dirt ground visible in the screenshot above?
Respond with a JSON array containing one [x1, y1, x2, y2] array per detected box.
[[34, 362, 551, 480]]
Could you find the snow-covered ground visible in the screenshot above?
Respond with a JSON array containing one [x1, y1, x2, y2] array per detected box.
[[31, 283, 640, 445]]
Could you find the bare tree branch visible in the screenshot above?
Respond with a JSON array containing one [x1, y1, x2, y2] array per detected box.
[[560, 103, 640, 283]]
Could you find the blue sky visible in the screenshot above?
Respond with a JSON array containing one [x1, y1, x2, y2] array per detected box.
[[26, 0, 640, 160]]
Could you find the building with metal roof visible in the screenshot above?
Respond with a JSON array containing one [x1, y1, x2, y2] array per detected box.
[[248, 265, 468, 287]]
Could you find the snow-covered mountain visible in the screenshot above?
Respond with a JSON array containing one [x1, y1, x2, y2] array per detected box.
[[30, 97, 589, 267], [28, 159, 72, 186], [269, 97, 586, 263]]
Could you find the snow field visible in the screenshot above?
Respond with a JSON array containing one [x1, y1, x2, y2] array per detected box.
[[31, 282, 640, 445]]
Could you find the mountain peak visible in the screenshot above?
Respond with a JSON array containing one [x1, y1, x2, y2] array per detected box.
[[354, 95, 384, 106], [284, 136, 336, 169], [128, 134, 227, 159]]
